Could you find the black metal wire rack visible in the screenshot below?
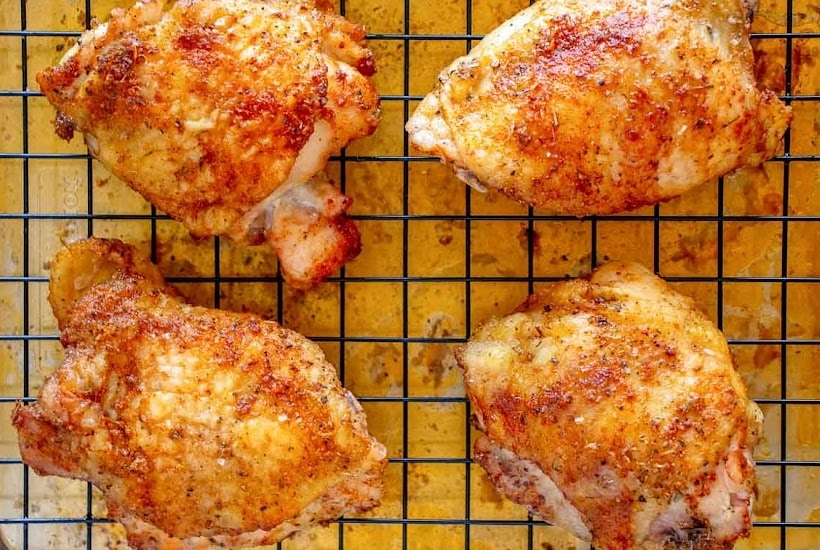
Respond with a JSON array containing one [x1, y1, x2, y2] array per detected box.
[[0, 0, 818, 549]]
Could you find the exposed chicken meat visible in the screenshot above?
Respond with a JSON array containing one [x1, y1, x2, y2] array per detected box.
[[268, 179, 361, 286]]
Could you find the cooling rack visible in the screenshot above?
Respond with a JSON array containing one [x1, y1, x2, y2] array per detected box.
[[0, 0, 818, 548]]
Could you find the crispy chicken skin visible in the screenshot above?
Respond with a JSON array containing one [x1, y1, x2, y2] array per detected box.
[[12, 238, 387, 549], [457, 262, 763, 549], [406, 0, 790, 215], [36, 0, 379, 288]]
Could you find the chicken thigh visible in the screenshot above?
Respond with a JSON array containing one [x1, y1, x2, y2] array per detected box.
[[406, 0, 790, 215], [12, 238, 387, 549], [37, 0, 380, 288], [457, 262, 763, 549]]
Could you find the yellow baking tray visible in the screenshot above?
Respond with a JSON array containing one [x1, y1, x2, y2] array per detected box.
[[0, 0, 817, 548]]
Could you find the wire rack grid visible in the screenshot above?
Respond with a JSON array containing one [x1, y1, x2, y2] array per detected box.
[[0, 0, 818, 549]]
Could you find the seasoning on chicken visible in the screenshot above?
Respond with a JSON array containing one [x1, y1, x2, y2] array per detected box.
[[12, 238, 387, 549], [406, 0, 790, 215], [36, 0, 379, 288], [457, 262, 763, 549]]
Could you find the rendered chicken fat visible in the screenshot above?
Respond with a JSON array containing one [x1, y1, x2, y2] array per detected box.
[[406, 0, 791, 215], [36, 0, 379, 288], [457, 262, 763, 550], [12, 238, 387, 549]]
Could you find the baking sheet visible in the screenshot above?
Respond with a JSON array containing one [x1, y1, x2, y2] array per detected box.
[[0, 0, 818, 548]]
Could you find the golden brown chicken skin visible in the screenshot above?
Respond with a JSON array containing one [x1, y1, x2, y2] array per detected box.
[[37, 0, 379, 288], [457, 262, 763, 549], [12, 238, 387, 549], [406, 0, 790, 215]]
